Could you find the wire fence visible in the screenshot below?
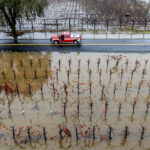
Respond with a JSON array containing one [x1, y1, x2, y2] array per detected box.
[[1, 18, 150, 33]]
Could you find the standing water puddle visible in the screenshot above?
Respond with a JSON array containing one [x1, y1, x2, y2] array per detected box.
[[0, 52, 150, 150]]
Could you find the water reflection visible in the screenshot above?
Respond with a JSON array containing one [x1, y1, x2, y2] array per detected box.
[[0, 52, 150, 149]]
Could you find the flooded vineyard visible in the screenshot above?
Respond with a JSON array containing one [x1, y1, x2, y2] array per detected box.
[[0, 52, 150, 150]]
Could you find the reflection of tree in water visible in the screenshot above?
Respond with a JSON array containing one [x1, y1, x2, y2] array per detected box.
[[0, 52, 52, 96]]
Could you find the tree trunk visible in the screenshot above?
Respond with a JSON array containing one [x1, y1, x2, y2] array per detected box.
[[12, 25, 18, 42], [1, 5, 18, 42]]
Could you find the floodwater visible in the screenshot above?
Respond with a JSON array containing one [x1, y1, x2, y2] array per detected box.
[[0, 52, 150, 150]]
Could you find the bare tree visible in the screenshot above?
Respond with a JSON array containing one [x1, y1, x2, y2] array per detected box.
[[80, 0, 150, 19]]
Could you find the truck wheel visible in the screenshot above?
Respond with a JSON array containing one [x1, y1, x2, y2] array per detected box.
[[54, 40, 59, 44], [73, 40, 78, 45]]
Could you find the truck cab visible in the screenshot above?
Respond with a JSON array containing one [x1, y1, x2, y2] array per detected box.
[[50, 32, 82, 44]]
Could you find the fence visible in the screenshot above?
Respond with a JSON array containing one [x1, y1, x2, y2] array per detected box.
[[1, 18, 150, 40], [1, 18, 150, 33]]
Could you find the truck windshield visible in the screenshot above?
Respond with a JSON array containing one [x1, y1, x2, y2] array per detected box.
[[57, 33, 61, 37]]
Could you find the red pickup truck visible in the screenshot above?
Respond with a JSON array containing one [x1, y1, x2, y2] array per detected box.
[[50, 32, 82, 44]]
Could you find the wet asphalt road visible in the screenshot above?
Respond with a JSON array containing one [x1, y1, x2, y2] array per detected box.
[[0, 39, 150, 52]]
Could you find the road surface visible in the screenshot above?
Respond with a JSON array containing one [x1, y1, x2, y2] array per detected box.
[[0, 39, 150, 52]]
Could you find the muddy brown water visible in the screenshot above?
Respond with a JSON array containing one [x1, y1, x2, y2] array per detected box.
[[0, 52, 150, 150]]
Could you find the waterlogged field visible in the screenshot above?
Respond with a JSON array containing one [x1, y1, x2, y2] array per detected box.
[[0, 52, 150, 150]]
